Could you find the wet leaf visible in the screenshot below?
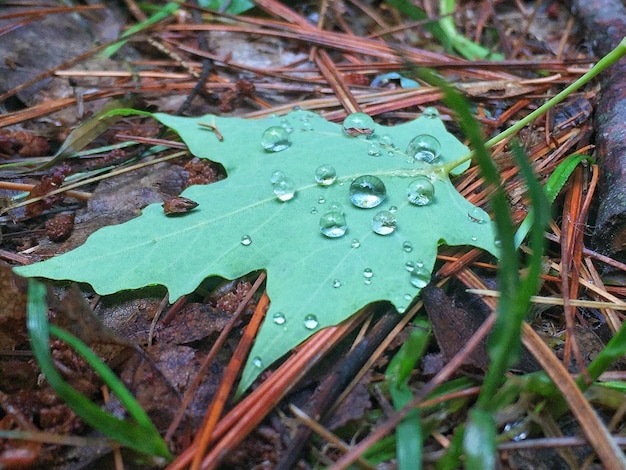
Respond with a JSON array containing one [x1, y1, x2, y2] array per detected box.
[[15, 110, 498, 392]]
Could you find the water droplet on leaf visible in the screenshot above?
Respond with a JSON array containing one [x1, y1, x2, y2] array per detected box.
[[363, 268, 373, 279], [406, 134, 441, 163], [253, 356, 263, 368], [241, 235, 252, 246], [405, 261, 414, 272], [351, 238, 360, 248], [422, 106, 440, 119], [389, 206, 398, 213], [333, 279, 342, 288], [350, 175, 386, 208], [272, 312, 286, 325], [468, 207, 488, 223], [280, 118, 294, 133], [407, 177, 435, 206], [262, 126, 291, 152], [270, 170, 286, 184], [310, 207, 318, 214], [304, 314, 319, 329], [368, 143, 381, 156], [315, 164, 337, 185], [380, 134, 394, 147], [319, 211, 347, 238], [410, 265, 430, 288], [404, 293, 413, 301], [273, 177, 296, 201], [494, 238, 503, 248], [342, 112, 375, 136], [318, 196, 326, 204], [372, 210, 397, 235], [402, 241, 413, 252]]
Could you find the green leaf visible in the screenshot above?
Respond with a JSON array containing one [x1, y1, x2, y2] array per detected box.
[[16, 110, 497, 393], [464, 409, 496, 470]]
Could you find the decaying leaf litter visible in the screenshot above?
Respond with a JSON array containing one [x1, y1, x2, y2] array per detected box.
[[2, 0, 626, 468]]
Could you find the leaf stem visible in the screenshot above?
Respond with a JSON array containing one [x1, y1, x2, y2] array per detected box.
[[441, 37, 626, 175]]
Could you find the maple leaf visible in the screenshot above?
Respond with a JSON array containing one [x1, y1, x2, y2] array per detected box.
[[15, 109, 497, 392]]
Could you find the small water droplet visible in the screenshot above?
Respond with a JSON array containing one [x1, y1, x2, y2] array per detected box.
[[262, 126, 291, 152], [270, 170, 286, 184], [272, 312, 286, 325], [273, 177, 296, 201], [292, 105, 302, 111], [315, 164, 337, 185], [380, 134, 394, 147], [494, 238, 503, 248], [328, 202, 343, 214], [415, 260, 424, 268], [280, 118, 294, 133], [351, 238, 361, 248], [349, 175, 386, 208], [368, 143, 381, 156], [342, 112, 375, 136], [372, 210, 397, 235], [403, 241, 413, 252], [319, 211, 347, 238], [333, 279, 342, 288], [304, 314, 319, 329], [404, 293, 413, 301], [405, 261, 415, 272], [468, 207, 488, 224], [410, 265, 430, 288], [471, 235, 478, 241], [252, 356, 263, 368], [406, 134, 441, 163], [318, 196, 326, 204], [310, 207, 318, 214], [407, 177, 435, 206], [422, 106, 440, 119], [389, 206, 398, 213], [397, 306, 406, 313], [363, 268, 373, 279], [241, 235, 252, 246], [300, 119, 313, 131]]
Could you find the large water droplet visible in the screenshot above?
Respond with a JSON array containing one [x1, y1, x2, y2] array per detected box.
[[304, 314, 319, 330], [402, 241, 413, 252], [252, 356, 263, 368], [273, 177, 296, 201], [319, 211, 347, 238], [407, 177, 435, 206], [342, 112, 375, 136], [262, 126, 291, 152], [351, 238, 361, 248], [468, 207, 488, 224], [272, 312, 286, 325], [406, 134, 441, 163], [241, 235, 252, 246], [315, 164, 337, 185], [422, 106, 440, 119], [410, 265, 431, 288], [372, 210, 397, 235], [349, 175, 386, 208]]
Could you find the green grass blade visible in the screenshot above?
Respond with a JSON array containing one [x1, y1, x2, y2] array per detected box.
[[386, 320, 430, 470], [26, 280, 171, 459], [100, 3, 179, 58], [464, 409, 496, 470], [514, 154, 593, 247]]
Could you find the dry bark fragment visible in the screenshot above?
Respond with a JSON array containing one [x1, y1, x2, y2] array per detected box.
[[569, 0, 626, 261]]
